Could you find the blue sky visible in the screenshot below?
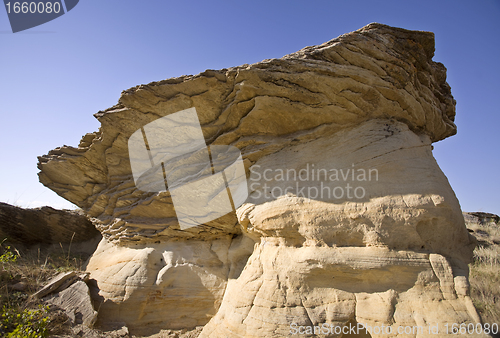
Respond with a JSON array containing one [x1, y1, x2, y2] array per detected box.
[[1, 0, 499, 215]]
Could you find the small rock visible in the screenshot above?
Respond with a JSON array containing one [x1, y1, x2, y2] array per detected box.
[[115, 326, 129, 337], [45, 280, 98, 328], [34, 271, 77, 298], [78, 272, 90, 283]]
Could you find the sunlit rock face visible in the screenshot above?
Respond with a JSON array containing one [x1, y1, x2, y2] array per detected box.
[[38, 23, 482, 336]]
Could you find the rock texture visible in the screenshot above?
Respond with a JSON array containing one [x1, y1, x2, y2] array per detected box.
[[464, 211, 500, 253], [34, 271, 80, 299], [464, 212, 500, 227], [201, 119, 482, 338], [38, 23, 483, 336], [45, 281, 98, 328], [36, 271, 98, 330], [0, 202, 99, 245], [37, 23, 457, 244], [85, 235, 254, 334]]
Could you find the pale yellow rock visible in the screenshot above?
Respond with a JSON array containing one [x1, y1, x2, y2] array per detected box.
[[355, 290, 397, 324], [240, 119, 474, 264], [200, 245, 484, 337], [37, 23, 484, 336], [200, 119, 483, 336], [85, 235, 254, 335]]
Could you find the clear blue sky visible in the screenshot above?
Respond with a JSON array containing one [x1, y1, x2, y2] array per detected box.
[[1, 0, 499, 215]]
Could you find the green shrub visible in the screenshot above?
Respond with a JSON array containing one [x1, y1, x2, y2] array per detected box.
[[0, 246, 18, 264], [0, 304, 50, 338]]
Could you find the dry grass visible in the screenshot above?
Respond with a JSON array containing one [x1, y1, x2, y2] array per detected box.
[[0, 241, 88, 337], [0, 242, 196, 338], [467, 216, 500, 325], [0, 241, 87, 294]]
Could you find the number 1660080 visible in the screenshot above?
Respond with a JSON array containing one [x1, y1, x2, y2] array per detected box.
[[5, 2, 61, 14]]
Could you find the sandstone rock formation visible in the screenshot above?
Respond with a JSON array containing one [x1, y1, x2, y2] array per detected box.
[[0, 202, 100, 246], [38, 23, 484, 337]]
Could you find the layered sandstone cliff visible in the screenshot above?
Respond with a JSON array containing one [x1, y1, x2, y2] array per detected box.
[[38, 23, 484, 337]]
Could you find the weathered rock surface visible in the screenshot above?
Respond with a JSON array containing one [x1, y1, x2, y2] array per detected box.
[[34, 271, 79, 299], [0, 202, 100, 245], [464, 212, 500, 227], [85, 235, 254, 334], [38, 23, 456, 244], [464, 211, 500, 250], [45, 280, 98, 328], [38, 23, 483, 336], [200, 119, 482, 337], [35, 271, 98, 332]]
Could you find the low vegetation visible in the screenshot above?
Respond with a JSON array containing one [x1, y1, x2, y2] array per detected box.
[[467, 217, 500, 325], [0, 240, 86, 337]]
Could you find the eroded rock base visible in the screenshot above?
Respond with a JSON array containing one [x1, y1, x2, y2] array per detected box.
[[200, 245, 483, 338]]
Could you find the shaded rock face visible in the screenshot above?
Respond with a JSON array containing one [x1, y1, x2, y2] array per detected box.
[[464, 212, 500, 226], [464, 211, 499, 248], [0, 202, 99, 246], [38, 23, 481, 336]]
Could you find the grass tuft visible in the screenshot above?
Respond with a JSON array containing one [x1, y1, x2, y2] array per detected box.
[[467, 216, 500, 324]]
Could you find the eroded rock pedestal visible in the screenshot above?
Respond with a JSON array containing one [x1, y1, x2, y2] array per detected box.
[[38, 23, 483, 337]]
